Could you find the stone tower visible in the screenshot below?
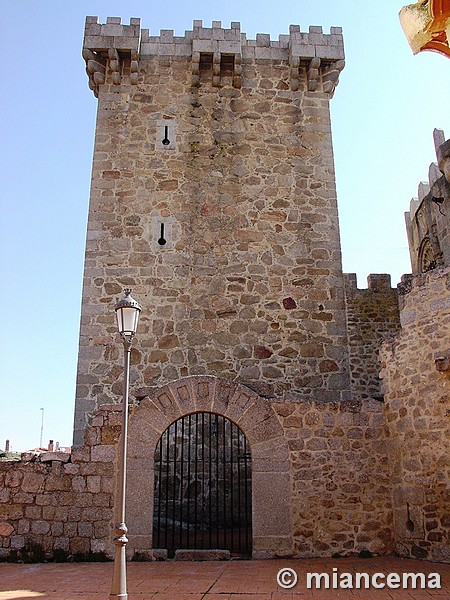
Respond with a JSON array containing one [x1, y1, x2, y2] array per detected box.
[[73, 18, 393, 559], [75, 17, 348, 444]]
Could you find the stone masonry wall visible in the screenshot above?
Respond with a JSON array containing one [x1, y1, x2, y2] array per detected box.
[[0, 406, 119, 561], [380, 267, 450, 563], [74, 20, 350, 444], [274, 397, 394, 557], [344, 273, 401, 402], [405, 129, 450, 275], [124, 376, 395, 559], [0, 386, 394, 561]]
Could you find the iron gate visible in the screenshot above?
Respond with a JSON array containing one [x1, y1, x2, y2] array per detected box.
[[153, 412, 252, 557]]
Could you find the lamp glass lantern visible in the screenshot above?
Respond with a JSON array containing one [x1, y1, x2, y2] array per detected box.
[[115, 289, 142, 338]]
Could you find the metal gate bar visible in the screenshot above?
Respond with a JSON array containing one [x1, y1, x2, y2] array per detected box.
[[153, 412, 252, 557]]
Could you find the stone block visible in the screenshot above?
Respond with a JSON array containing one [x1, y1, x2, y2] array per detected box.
[[102, 24, 123, 37], [193, 39, 216, 54], [218, 41, 242, 54], [91, 539, 108, 554], [86, 476, 101, 494], [0, 522, 14, 536], [54, 536, 70, 551], [256, 33, 271, 47], [5, 471, 22, 487], [0, 505, 23, 520], [91, 445, 116, 462], [252, 436, 289, 461], [31, 520, 51, 535], [252, 471, 291, 536], [252, 535, 292, 556], [10, 535, 25, 550], [290, 43, 315, 59], [84, 36, 114, 50], [39, 451, 70, 463], [174, 549, 230, 560]]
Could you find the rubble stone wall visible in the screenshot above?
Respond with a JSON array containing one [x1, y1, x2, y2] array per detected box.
[[344, 273, 401, 402], [124, 376, 394, 559], [274, 397, 394, 557], [0, 407, 119, 561], [380, 267, 450, 563], [1, 378, 395, 561]]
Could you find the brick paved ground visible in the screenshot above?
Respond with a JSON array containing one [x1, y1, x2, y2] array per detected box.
[[0, 557, 448, 599]]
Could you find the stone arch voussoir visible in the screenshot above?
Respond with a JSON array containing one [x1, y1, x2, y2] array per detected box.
[[125, 375, 292, 558]]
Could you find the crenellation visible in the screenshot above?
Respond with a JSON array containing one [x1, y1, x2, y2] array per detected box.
[[428, 161, 441, 186], [343, 272, 358, 289], [405, 129, 450, 274], [408, 197, 420, 219], [418, 180, 430, 202], [256, 33, 271, 47], [367, 273, 392, 290], [83, 17, 345, 95]]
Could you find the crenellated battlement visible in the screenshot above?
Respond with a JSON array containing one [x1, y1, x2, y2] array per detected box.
[[405, 128, 450, 275], [82, 17, 345, 96], [83, 17, 141, 96], [344, 272, 394, 292]]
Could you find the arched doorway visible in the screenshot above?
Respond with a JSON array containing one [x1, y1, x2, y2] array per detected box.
[[152, 412, 252, 557], [126, 376, 292, 559]]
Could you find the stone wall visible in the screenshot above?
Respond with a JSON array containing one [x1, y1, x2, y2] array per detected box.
[[344, 273, 400, 402], [1, 376, 396, 561], [380, 267, 450, 562], [0, 407, 118, 561], [274, 397, 394, 557], [405, 129, 450, 275]]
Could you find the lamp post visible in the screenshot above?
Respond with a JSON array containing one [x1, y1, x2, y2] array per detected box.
[[110, 289, 141, 600]]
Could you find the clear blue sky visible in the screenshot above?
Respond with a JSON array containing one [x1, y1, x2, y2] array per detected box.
[[1, 1, 450, 452]]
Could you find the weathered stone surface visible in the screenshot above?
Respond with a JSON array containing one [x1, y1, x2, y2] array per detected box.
[[174, 549, 230, 561], [344, 273, 400, 403], [380, 267, 450, 562], [0, 522, 14, 536], [0, 405, 120, 561], [39, 452, 71, 463]]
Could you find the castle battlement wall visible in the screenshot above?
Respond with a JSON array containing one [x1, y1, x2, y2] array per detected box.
[[344, 274, 400, 403], [83, 18, 344, 96], [380, 266, 450, 563], [70, 15, 406, 562], [405, 128, 450, 274]]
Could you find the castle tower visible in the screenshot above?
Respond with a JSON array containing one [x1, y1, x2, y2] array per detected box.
[[75, 17, 348, 443], [74, 17, 368, 558]]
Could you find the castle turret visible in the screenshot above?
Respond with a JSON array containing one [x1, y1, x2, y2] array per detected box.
[[404, 128, 450, 275]]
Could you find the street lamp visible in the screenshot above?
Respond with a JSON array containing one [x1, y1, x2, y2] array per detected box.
[[110, 289, 141, 600]]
